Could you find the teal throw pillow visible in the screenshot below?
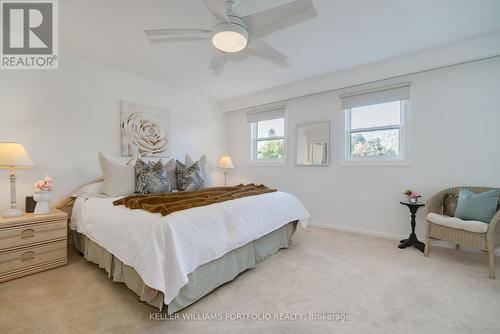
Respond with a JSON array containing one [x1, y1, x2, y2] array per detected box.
[[454, 188, 500, 224]]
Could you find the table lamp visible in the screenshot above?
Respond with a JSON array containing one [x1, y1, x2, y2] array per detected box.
[[0, 143, 34, 217], [217, 156, 234, 186]]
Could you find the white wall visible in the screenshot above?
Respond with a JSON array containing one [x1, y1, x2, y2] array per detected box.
[[0, 54, 227, 210], [225, 57, 500, 240], [221, 32, 500, 112]]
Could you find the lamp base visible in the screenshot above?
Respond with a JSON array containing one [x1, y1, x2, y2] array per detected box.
[[2, 207, 24, 218]]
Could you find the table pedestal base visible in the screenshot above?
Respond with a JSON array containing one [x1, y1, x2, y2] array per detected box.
[[398, 233, 425, 253]]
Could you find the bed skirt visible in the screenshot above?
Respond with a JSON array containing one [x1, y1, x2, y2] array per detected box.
[[72, 221, 297, 314]]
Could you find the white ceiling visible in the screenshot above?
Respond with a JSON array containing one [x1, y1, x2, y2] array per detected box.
[[61, 0, 500, 102]]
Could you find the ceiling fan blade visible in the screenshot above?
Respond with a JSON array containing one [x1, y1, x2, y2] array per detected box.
[[203, 0, 229, 22], [243, 0, 314, 33], [247, 39, 289, 67], [144, 28, 211, 37], [148, 36, 210, 43], [209, 50, 227, 75]]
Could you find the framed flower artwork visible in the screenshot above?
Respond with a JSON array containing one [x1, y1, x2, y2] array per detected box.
[[120, 101, 172, 157]]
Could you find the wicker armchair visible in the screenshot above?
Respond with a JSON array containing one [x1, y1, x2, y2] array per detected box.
[[424, 186, 500, 279]]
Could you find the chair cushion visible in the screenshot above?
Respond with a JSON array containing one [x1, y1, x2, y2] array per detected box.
[[427, 213, 488, 233], [455, 188, 500, 223]]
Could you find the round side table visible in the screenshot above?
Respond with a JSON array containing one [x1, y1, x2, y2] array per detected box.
[[399, 201, 425, 252]]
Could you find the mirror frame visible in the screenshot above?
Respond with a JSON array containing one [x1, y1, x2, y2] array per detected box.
[[295, 120, 330, 167]]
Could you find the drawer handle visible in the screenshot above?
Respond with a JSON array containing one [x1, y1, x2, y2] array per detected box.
[[21, 251, 35, 261], [21, 229, 35, 238]]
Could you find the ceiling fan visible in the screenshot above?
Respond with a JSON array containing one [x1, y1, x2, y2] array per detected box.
[[144, 0, 316, 74]]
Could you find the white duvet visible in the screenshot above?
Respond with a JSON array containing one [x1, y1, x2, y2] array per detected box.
[[71, 191, 310, 304]]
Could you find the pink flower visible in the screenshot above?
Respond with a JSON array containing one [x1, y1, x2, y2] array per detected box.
[[410, 191, 421, 198], [34, 176, 53, 191]]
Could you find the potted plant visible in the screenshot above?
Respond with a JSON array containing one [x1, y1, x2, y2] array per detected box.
[[403, 189, 422, 204], [33, 176, 52, 215]]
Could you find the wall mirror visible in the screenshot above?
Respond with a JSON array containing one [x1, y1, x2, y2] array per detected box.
[[296, 121, 330, 166]]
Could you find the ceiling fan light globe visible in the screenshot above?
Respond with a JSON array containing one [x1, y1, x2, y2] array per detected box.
[[211, 22, 249, 53]]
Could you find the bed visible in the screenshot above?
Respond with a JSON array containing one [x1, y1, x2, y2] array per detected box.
[[57, 181, 310, 314]]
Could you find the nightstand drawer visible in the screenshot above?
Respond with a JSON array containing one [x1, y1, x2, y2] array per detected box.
[[0, 220, 67, 251], [0, 241, 67, 281]]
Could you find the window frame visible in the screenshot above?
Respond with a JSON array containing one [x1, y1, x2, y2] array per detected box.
[[249, 116, 288, 166], [339, 99, 411, 167]]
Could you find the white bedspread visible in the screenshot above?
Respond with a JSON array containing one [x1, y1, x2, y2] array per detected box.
[[71, 191, 310, 304]]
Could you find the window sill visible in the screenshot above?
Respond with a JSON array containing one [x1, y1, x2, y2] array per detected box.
[[339, 158, 411, 167], [249, 160, 287, 167]]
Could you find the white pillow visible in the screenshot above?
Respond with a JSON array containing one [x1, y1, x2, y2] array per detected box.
[[98, 152, 135, 197], [185, 154, 194, 166], [71, 181, 106, 198], [185, 154, 213, 187]]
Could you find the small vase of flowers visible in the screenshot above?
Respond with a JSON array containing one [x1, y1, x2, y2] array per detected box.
[[403, 188, 421, 204], [33, 176, 53, 215]]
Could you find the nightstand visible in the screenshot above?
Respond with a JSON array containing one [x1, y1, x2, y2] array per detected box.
[[0, 209, 68, 282]]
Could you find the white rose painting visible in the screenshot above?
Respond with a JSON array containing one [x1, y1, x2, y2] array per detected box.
[[120, 101, 171, 157]]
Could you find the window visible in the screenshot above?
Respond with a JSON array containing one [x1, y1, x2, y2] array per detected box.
[[247, 106, 287, 164], [340, 84, 410, 166]]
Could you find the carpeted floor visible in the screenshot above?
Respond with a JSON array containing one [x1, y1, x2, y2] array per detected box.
[[1, 227, 499, 334]]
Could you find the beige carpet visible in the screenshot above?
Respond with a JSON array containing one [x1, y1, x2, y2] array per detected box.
[[1, 227, 499, 334]]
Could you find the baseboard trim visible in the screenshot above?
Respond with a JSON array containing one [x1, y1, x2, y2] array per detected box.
[[308, 221, 407, 241], [308, 221, 500, 256]]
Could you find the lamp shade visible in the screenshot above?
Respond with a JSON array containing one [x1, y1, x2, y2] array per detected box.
[[217, 156, 234, 169], [0, 142, 34, 168]]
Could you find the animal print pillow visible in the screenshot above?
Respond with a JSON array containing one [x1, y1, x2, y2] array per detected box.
[[185, 154, 212, 188], [135, 159, 171, 194], [176, 160, 204, 191], [443, 192, 459, 217]]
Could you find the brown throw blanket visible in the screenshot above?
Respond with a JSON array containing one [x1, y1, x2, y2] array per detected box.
[[113, 184, 277, 216]]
